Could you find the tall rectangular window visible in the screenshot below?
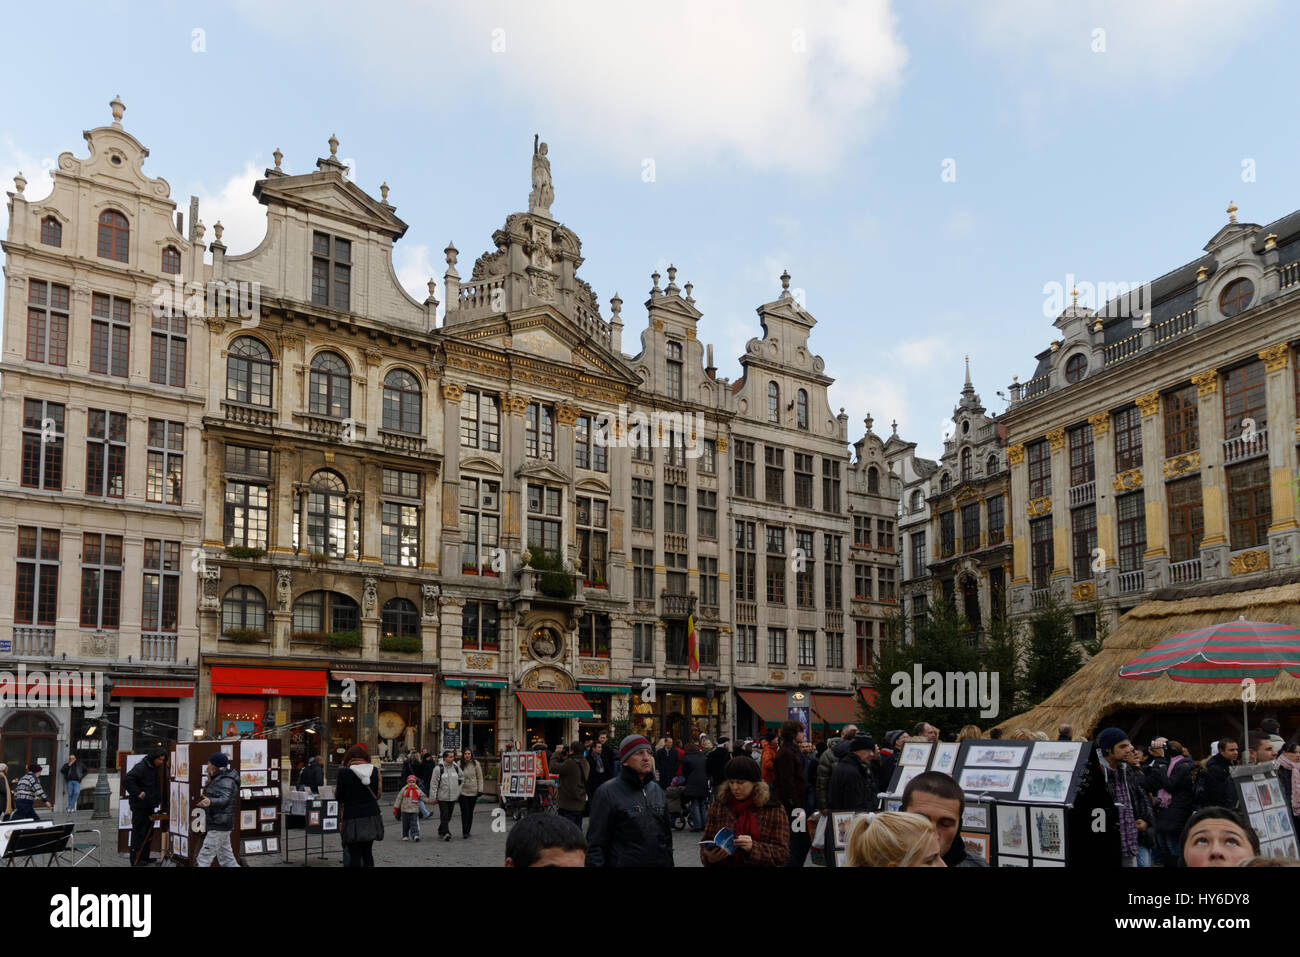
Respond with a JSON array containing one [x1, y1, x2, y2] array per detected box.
[[796, 529, 815, 607], [1072, 505, 1097, 582], [461, 601, 499, 651], [1227, 460, 1271, 550], [989, 567, 1006, 624], [224, 446, 271, 549], [665, 551, 688, 596], [737, 625, 757, 664], [85, 410, 126, 498], [940, 511, 955, 556], [854, 563, 871, 601], [150, 311, 186, 387], [1222, 361, 1268, 436], [666, 622, 688, 666], [146, 419, 184, 505], [910, 531, 926, 579], [853, 514, 871, 548], [876, 519, 895, 552], [90, 293, 130, 377], [765, 447, 785, 504], [735, 521, 757, 603], [765, 526, 786, 605], [665, 426, 686, 467], [633, 622, 654, 663], [1068, 423, 1095, 487], [1030, 517, 1053, 590], [525, 403, 554, 460], [460, 477, 501, 570], [1113, 406, 1143, 472], [632, 478, 654, 531], [1027, 439, 1051, 499], [987, 495, 1005, 544], [576, 496, 609, 585], [311, 231, 351, 310], [142, 540, 181, 633], [1168, 475, 1204, 563], [961, 504, 980, 552], [526, 484, 562, 554], [15, 527, 60, 625], [794, 453, 814, 509], [666, 340, 683, 399], [21, 399, 64, 490], [878, 567, 895, 602], [827, 631, 844, 670], [578, 613, 611, 658], [574, 415, 608, 472], [855, 620, 873, 669], [632, 547, 654, 600], [699, 439, 716, 475], [663, 481, 687, 534], [382, 468, 421, 567], [26, 280, 69, 366], [460, 391, 501, 451], [733, 440, 756, 499], [822, 459, 841, 513], [1164, 384, 1199, 457], [767, 628, 787, 666], [697, 489, 717, 539], [798, 630, 816, 668], [1117, 491, 1147, 573], [824, 534, 844, 609], [699, 628, 718, 667], [699, 556, 719, 609], [80, 533, 122, 630]]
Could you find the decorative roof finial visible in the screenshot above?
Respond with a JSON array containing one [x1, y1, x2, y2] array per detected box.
[[780, 269, 791, 297], [964, 355, 972, 387], [650, 270, 661, 295], [380, 182, 390, 203], [1227, 200, 1238, 224], [865, 413, 874, 433], [610, 292, 623, 319], [273, 147, 283, 170], [427, 279, 437, 300], [13, 171, 26, 195], [891, 419, 898, 435], [444, 242, 458, 267], [1196, 265, 1208, 282], [1265, 233, 1278, 250], [109, 94, 125, 126], [213, 221, 224, 241], [529, 135, 554, 215], [684, 281, 694, 303], [328, 134, 339, 157], [195, 220, 206, 241], [1070, 285, 1078, 307]]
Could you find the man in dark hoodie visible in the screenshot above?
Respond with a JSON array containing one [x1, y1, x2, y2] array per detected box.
[[901, 772, 988, 867], [815, 723, 857, 812], [124, 747, 168, 866], [195, 752, 240, 866]]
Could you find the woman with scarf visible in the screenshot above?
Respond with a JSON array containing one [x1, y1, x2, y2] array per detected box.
[[699, 756, 788, 867], [1277, 741, 1300, 838], [338, 744, 384, 867]]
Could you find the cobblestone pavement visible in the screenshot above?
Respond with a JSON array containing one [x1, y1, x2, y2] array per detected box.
[[45, 803, 730, 868]]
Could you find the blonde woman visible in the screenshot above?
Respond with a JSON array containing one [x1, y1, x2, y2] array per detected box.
[[956, 725, 983, 743], [845, 812, 946, 867]]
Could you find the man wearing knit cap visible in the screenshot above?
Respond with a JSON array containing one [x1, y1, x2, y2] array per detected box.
[[586, 734, 674, 867], [1096, 727, 1146, 867], [194, 751, 240, 867]]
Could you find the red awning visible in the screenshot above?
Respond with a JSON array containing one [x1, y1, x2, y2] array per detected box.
[[858, 687, 880, 709], [514, 691, 595, 718], [210, 667, 326, 697], [111, 677, 194, 698], [811, 692, 860, 727], [736, 689, 789, 724]]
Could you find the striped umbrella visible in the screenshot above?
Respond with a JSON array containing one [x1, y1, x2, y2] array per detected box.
[[1120, 615, 1300, 738]]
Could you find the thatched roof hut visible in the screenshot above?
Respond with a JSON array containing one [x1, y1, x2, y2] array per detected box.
[[994, 571, 1300, 756]]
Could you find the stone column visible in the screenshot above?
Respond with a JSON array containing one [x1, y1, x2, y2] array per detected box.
[[269, 447, 296, 555], [441, 384, 464, 573], [360, 462, 381, 564], [276, 332, 302, 428], [1192, 369, 1228, 578], [501, 392, 527, 556], [202, 434, 226, 547], [295, 485, 309, 555], [1137, 390, 1169, 589], [1089, 412, 1119, 599], [555, 403, 579, 566], [1046, 428, 1070, 600], [344, 492, 359, 560], [1260, 344, 1300, 568], [1006, 442, 1030, 612]]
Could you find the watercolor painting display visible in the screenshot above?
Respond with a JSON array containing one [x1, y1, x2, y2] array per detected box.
[[892, 766, 925, 795], [832, 812, 855, 849], [1026, 741, 1083, 772], [899, 742, 933, 767], [932, 743, 958, 775], [961, 804, 990, 831], [958, 768, 1018, 793], [961, 832, 989, 863], [1029, 806, 1066, 860], [1018, 770, 1071, 804], [240, 739, 268, 771], [964, 745, 1028, 769], [996, 804, 1028, 856]]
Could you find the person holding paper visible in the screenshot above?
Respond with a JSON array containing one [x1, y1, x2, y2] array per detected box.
[[699, 756, 788, 868]]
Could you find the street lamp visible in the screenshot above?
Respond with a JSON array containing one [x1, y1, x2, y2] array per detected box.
[[91, 676, 116, 819]]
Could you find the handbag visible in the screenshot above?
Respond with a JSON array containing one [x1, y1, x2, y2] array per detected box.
[[342, 813, 385, 844]]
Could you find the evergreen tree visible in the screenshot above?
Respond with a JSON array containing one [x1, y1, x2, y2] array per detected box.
[[980, 611, 1025, 727], [1022, 592, 1082, 708]]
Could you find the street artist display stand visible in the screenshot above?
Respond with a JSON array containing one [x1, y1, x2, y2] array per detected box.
[[116, 751, 165, 858], [1233, 764, 1300, 858], [167, 739, 282, 866]]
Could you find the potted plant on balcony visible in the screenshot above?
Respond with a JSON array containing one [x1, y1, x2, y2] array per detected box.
[[308, 552, 331, 566], [586, 571, 608, 590], [291, 630, 328, 644], [326, 630, 362, 651], [379, 633, 421, 653], [525, 548, 576, 600], [226, 545, 267, 559], [462, 560, 479, 575], [480, 559, 500, 578], [224, 627, 267, 644]]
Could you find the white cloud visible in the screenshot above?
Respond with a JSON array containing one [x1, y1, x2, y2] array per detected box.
[[230, 0, 907, 175], [190, 161, 268, 256], [964, 0, 1278, 88], [395, 243, 439, 306], [0, 138, 59, 230]]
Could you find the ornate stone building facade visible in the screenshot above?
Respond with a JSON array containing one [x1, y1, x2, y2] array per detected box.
[[0, 98, 203, 780], [1004, 203, 1300, 634]]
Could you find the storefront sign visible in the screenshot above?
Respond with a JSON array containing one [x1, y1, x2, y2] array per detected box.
[[443, 722, 461, 752]]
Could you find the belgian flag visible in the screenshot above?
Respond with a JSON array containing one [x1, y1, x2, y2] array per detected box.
[[687, 614, 699, 673]]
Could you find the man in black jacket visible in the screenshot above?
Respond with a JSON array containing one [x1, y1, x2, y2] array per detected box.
[[59, 753, 87, 813], [124, 748, 168, 866], [299, 756, 325, 791], [705, 737, 731, 791], [586, 735, 673, 867], [195, 752, 240, 867], [825, 735, 877, 868], [773, 722, 809, 868], [1200, 738, 1239, 810]]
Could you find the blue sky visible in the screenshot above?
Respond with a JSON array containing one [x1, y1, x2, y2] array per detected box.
[[3, 0, 1295, 459]]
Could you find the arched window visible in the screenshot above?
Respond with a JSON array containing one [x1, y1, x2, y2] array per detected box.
[[292, 590, 359, 635], [961, 448, 973, 482], [40, 216, 62, 247], [226, 336, 274, 406], [309, 351, 351, 418], [868, 466, 880, 494], [767, 382, 780, 423], [382, 369, 421, 433], [1065, 353, 1087, 384], [940, 473, 952, 492], [987, 453, 999, 475], [161, 246, 181, 275], [796, 389, 808, 430], [97, 210, 129, 262], [382, 598, 419, 638], [307, 470, 348, 558], [221, 586, 266, 636]]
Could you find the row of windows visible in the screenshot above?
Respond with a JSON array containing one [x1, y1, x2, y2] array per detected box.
[[730, 627, 846, 669], [15, 527, 179, 631], [632, 620, 720, 667], [733, 441, 842, 511], [936, 451, 1002, 491], [766, 383, 811, 430], [38, 211, 182, 273], [936, 496, 1006, 556]]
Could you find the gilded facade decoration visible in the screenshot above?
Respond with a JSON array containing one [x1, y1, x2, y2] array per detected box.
[[1046, 428, 1066, 451], [1113, 468, 1143, 493], [1162, 451, 1201, 478], [1135, 391, 1161, 417], [1006, 443, 1025, 465], [1072, 582, 1096, 602], [579, 660, 607, 676], [1088, 412, 1110, 435], [555, 404, 579, 426], [1192, 370, 1219, 396], [1259, 343, 1289, 372], [465, 654, 496, 670], [1027, 496, 1052, 517], [1229, 550, 1270, 575], [442, 382, 465, 402]]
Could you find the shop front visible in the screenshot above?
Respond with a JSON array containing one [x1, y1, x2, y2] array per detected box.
[[735, 688, 862, 743], [208, 666, 327, 771], [330, 671, 435, 763], [630, 686, 721, 742], [575, 681, 630, 743], [444, 675, 508, 756], [515, 691, 595, 749]]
